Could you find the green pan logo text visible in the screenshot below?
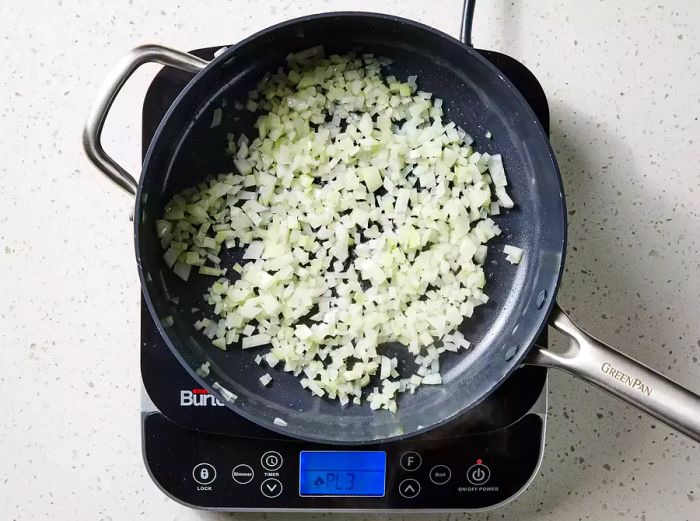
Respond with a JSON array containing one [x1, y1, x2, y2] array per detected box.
[[601, 362, 652, 396]]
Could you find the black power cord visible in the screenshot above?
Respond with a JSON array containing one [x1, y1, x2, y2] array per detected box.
[[460, 0, 477, 46]]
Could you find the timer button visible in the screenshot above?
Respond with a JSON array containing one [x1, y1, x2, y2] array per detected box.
[[429, 465, 451, 485], [466, 463, 490, 485], [399, 451, 422, 471], [261, 451, 283, 471], [398, 478, 421, 498]]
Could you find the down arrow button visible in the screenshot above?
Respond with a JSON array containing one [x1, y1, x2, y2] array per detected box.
[[260, 478, 283, 498]]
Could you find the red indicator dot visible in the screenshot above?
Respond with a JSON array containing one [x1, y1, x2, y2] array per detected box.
[[476, 458, 483, 465]]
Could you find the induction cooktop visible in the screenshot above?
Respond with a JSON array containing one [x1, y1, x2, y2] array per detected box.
[[140, 45, 551, 512]]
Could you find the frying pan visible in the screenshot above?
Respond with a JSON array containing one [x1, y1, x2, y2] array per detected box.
[[83, 2, 700, 444]]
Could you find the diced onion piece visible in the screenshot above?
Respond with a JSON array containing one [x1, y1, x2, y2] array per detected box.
[[242, 324, 255, 336], [242, 333, 271, 349], [243, 241, 264, 259], [495, 186, 514, 208], [361, 166, 383, 192], [504, 244, 523, 264], [422, 373, 442, 385], [163, 247, 182, 269], [196, 361, 211, 377], [210, 108, 223, 128], [212, 381, 237, 402], [173, 262, 191, 281]]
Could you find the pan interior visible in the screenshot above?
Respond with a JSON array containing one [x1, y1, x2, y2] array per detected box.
[[136, 13, 565, 444]]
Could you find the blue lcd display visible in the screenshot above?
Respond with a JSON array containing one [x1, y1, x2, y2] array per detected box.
[[299, 451, 386, 496]]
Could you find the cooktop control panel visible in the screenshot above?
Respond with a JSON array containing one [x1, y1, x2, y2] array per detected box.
[[143, 412, 543, 510]]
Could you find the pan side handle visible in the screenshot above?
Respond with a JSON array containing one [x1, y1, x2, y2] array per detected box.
[[527, 303, 700, 442], [83, 45, 208, 196]]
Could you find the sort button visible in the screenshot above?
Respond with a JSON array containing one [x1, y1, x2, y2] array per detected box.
[[429, 465, 451, 485], [399, 451, 422, 471]]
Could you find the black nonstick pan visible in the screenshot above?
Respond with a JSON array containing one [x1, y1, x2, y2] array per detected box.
[[84, 4, 700, 443]]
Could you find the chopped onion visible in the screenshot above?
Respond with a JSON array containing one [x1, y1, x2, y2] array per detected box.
[[196, 361, 211, 377], [504, 244, 523, 264], [242, 324, 255, 336], [158, 47, 519, 411], [210, 108, 223, 128], [172, 262, 191, 281], [242, 333, 270, 349], [243, 241, 264, 259], [422, 373, 442, 385], [212, 381, 237, 402]]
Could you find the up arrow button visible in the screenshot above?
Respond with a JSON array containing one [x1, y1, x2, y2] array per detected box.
[[398, 478, 421, 498]]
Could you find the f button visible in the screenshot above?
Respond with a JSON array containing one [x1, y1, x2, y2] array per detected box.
[[400, 451, 422, 472]]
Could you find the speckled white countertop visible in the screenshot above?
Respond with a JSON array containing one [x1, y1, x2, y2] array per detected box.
[[1, 0, 698, 519]]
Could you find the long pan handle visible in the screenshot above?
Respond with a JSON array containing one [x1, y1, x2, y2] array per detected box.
[[528, 303, 700, 442], [83, 45, 208, 195]]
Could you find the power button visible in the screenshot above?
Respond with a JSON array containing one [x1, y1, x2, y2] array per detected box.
[[466, 463, 490, 485]]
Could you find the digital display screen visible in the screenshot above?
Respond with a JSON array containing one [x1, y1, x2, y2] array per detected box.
[[299, 451, 386, 496]]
